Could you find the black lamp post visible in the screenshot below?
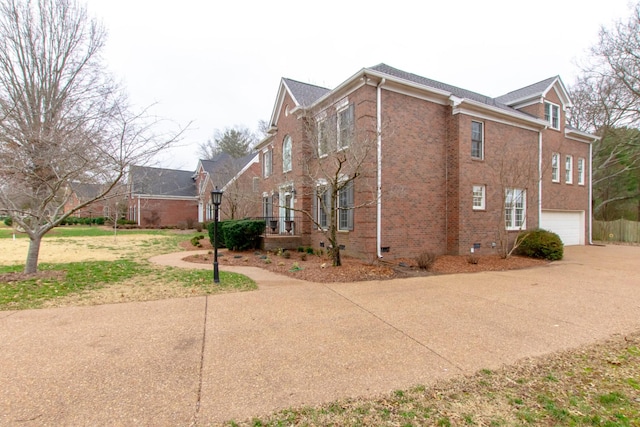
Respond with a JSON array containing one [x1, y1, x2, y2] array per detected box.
[[211, 186, 224, 283]]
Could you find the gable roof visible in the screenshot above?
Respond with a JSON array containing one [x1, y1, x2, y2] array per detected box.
[[68, 182, 104, 200], [129, 166, 196, 197], [197, 151, 259, 190], [495, 75, 571, 108], [282, 78, 331, 108]]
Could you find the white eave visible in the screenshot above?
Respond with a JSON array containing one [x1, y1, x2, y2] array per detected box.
[[565, 127, 600, 143]]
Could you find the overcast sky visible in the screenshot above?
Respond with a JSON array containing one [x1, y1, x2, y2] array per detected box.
[[86, 0, 633, 171]]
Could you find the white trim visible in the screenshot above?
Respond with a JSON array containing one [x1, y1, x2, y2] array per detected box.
[[565, 154, 573, 184], [544, 100, 561, 130], [471, 120, 484, 159], [551, 152, 560, 183], [131, 195, 198, 201], [472, 185, 485, 210]]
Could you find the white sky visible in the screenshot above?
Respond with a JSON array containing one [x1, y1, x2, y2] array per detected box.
[[86, 0, 634, 171]]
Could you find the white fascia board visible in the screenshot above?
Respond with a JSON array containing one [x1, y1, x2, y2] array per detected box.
[[255, 133, 275, 151], [267, 79, 298, 134], [543, 77, 572, 108], [453, 98, 548, 131], [565, 128, 600, 144], [508, 98, 543, 110]]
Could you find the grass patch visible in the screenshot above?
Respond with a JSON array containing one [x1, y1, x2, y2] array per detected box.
[[0, 261, 256, 310], [223, 332, 640, 426], [0, 260, 143, 309], [0, 225, 167, 239]]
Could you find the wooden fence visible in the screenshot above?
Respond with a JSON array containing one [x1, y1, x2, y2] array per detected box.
[[593, 219, 640, 243]]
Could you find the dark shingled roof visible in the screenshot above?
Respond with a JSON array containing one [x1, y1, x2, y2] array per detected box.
[[199, 152, 258, 189], [367, 63, 514, 110], [68, 182, 103, 200], [495, 76, 558, 105], [129, 166, 196, 197], [282, 78, 331, 107]]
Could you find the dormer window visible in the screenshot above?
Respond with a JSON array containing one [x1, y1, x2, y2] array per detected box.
[[544, 101, 560, 130]]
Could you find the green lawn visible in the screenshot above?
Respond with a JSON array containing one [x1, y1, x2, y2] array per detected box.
[[0, 226, 255, 310]]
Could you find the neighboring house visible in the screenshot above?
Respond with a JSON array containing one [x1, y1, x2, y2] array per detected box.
[[256, 63, 597, 259], [64, 182, 124, 219], [194, 152, 262, 222], [128, 166, 198, 227]]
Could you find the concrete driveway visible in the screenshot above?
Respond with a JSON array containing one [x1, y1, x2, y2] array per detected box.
[[1, 245, 639, 425]]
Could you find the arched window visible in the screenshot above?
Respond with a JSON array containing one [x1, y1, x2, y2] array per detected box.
[[282, 135, 292, 172]]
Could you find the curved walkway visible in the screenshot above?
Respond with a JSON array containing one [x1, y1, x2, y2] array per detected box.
[[1, 245, 639, 426]]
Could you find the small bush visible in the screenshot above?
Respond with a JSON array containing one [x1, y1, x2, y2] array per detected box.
[[185, 218, 196, 229], [466, 254, 479, 265], [176, 221, 188, 230], [297, 246, 305, 252], [415, 251, 437, 270], [4, 217, 12, 227], [305, 246, 315, 255], [282, 250, 291, 259], [517, 229, 564, 260], [190, 234, 204, 247], [300, 253, 307, 261]]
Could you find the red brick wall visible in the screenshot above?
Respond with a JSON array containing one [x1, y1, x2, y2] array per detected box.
[[131, 197, 198, 227]]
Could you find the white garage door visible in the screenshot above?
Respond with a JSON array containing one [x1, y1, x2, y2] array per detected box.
[[540, 211, 584, 245]]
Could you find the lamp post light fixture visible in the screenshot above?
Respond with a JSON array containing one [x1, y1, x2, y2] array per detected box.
[[211, 186, 224, 283]]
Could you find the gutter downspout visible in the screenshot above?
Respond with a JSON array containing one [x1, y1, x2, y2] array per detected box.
[[376, 78, 385, 259], [538, 131, 543, 226], [589, 141, 593, 244], [137, 195, 141, 226]]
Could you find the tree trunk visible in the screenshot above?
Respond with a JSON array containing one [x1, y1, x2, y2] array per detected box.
[[24, 234, 42, 274], [330, 246, 342, 267]]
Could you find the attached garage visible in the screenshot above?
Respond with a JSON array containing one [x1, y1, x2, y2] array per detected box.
[[540, 210, 585, 246]]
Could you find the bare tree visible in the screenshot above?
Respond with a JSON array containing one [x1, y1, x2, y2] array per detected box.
[[292, 105, 377, 267], [0, 0, 185, 273], [491, 139, 539, 258], [198, 126, 257, 159], [570, 2, 640, 218]]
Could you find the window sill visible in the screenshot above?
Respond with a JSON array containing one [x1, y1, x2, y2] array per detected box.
[[472, 208, 486, 212]]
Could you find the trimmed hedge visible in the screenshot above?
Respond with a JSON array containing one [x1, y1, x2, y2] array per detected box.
[[517, 228, 564, 260], [209, 219, 265, 251]]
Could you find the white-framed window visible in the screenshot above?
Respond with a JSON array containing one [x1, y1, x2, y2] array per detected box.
[[317, 118, 330, 157], [262, 148, 272, 178], [565, 155, 573, 184], [263, 194, 273, 219], [337, 104, 354, 150], [338, 180, 354, 231], [472, 185, 485, 210], [315, 185, 330, 230], [471, 121, 484, 159], [282, 135, 292, 172], [577, 157, 585, 185], [505, 188, 526, 230], [551, 152, 560, 182], [544, 101, 560, 130]]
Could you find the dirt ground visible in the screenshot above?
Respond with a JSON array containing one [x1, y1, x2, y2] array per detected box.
[[181, 239, 549, 283]]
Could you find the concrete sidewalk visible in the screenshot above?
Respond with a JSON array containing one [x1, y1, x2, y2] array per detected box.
[[1, 245, 639, 425]]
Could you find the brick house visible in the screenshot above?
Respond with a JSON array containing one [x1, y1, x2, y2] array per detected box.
[[64, 182, 127, 220], [193, 152, 262, 223], [256, 64, 597, 259], [128, 166, 198, 227]]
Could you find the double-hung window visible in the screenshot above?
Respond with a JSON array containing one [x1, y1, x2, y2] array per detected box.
[[317, 119, 330, 157], [577, 157, 585, 185], [316, 185, 330, 230], [544, 102, 560, 130], [551, 153, 560, 182], [471, 121, 484, 159], [338, 180, 354, 231], [472, 185, 485, 210], [262, 195, 272, 219], [565, 155, 573, 184], [505, 188, 526, 230], [263, 149, 272, 178], [337, 104, 354, 150]]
